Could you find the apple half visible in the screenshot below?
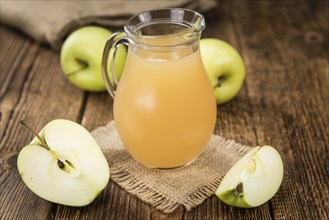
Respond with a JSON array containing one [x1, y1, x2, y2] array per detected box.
[[17, 119, 110, 206], [216, 146, 284, 208]]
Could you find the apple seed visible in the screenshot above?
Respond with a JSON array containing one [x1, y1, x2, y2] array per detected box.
[[57, 159, 65, 169], [233, 183, 244, 197], [215, 76, 224, 88], [65, 160, 75, 169]]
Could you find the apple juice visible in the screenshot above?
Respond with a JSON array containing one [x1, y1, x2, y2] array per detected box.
[[113, 46, 217, 169]]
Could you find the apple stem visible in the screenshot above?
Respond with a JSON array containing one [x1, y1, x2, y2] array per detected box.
[[215, 76, 224, 88], [20, 120, 51, 151], [66, 59, 88, 77]]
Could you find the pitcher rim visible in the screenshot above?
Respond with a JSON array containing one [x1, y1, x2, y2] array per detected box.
[[123, 8, 206, 39]]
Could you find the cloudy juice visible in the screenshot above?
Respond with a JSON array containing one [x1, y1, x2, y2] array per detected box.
[[113, 44, 216, 168]]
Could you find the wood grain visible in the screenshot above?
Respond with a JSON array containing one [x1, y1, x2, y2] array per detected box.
[[0, 26, 40, 141], [0, 0, 328, 219], [231, 1, 328, 219], [0, 29, 86, 219]]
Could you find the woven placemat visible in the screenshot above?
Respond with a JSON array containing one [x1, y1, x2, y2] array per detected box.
[[92, 121, 250, 213]]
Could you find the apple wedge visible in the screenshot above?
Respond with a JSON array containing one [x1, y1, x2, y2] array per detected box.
[[17, 119, 110, 207], [216, 146, 284, 208]]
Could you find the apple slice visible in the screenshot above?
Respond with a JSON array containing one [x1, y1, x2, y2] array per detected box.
[[216, 146, 284, 208], [17, 119, 110, 206]]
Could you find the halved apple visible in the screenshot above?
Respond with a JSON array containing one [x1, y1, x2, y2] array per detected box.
[[17, 119, 110, 206], [216, 146, 284, 208]]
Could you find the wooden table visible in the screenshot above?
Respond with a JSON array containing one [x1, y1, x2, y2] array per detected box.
[[1, 1, 328, 219]]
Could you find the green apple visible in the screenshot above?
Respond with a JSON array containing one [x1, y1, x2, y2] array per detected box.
[[200, 38, 245, 105], [60, 26, 127, 92], [216, 146, 284, 208], [17, 119, 110, 206]]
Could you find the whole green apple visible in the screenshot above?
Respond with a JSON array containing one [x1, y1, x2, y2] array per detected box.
[[60, 26, 127, 92], [200, 38, 245, 105], [17, 119, 110, 206]]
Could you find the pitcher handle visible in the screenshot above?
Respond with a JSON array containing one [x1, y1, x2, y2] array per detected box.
[[102, 32, 128, 98]]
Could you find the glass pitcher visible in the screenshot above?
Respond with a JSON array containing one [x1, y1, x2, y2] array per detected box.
[[102, 8, 217, 169]]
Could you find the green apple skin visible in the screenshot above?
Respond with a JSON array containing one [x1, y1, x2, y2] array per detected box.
[[60, 26, 127, 92], [200, 38, 246, 105], [217, 187, 253, 208], [216, 146, 284, 208], [17, 119, 110, 207]]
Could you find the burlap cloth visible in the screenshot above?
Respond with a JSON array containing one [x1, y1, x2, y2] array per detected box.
[[92, 121, 251, 213], [0, 0, 217, 49]]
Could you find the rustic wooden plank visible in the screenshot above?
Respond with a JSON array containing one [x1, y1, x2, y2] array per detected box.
[[1, 168, 54, 220], [271, 2, 328, 219], [306, 0, 329, 32], [81, 93, 114, 131], [0, 48, 84, 153], [0, 26, 31, 97], [231, 1, 328, 219], [265, 1, 328, 219], [0, 26, 86, 219], [0, 26, 40, 141]]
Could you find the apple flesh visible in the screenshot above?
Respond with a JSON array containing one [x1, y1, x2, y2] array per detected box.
[[60, 26, 127, 92], [216, 146, 284, 208], [17, 119, 110, 206], [200, 38, 245, 105]]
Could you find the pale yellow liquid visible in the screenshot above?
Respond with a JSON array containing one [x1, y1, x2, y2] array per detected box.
[[113, 47, 217, 168]]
